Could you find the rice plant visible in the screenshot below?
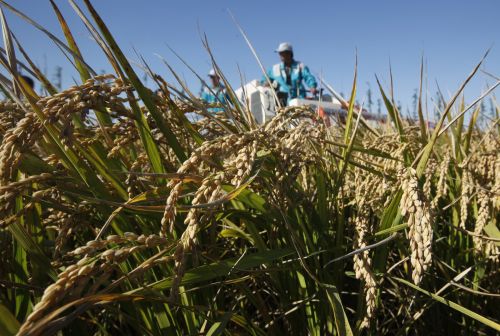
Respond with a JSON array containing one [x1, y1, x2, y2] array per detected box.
[[0, 1, 498, 335]]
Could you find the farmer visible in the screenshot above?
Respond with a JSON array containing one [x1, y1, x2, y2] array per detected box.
[[261, 42, 318, 106], [200, 69, 228, 113]]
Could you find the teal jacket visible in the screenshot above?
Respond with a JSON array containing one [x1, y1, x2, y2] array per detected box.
[[200, 84, 228, 113], [261, 60, 317, 102]]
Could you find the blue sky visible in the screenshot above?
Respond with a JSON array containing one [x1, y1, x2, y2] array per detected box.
[[4, 0, 500, 118]]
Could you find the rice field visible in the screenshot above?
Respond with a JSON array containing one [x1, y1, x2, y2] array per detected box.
[[0, 1, 499, 335]]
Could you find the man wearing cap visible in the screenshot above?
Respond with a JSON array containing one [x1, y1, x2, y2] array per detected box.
[[261, 42, 318, 106], [201, 69, 229, 113]]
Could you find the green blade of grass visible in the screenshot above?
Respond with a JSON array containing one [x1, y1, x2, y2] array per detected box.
[[0, 7, 19, 96], [8, 221, 57, 281], [483, 222, 500, 247], [149, 248, 294, 290], [343, 53, 357, 146], [138, 52, 204, 145], [324, 284, 354, 336], [415, 50, 489, 177], [393, 276, 500, 332], [49, 0, 113, 129], [417, 56, 428, 141], [80, 0, 186, 164], [464, 105, 481, 154], [376, 75, 405, 139], [0, 304, 20, 336], [11, 33, 58, 95], [49, 0, 90, 81], [0, 0, 97, 76]]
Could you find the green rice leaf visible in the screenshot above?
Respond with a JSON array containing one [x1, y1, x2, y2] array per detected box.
[[0, 304, 20, 336], [393, 277, 500, 332]]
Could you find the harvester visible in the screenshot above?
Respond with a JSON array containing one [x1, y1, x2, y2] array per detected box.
[[234, 80, 384, 127]]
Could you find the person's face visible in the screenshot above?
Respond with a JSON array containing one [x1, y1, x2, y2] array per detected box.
[[279, 51, 293, 64], [209, 75, 220, 87]]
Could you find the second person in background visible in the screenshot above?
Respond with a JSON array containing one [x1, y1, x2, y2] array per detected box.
[[200, 69, 229, 113]]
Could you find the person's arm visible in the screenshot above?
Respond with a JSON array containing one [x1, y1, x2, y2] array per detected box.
[[302, 65, 318, 94], [200, 87, 210, 103], [260, 68, 274, 86]]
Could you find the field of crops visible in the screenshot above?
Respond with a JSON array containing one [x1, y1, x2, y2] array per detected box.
[[0, 1, 499, 335]]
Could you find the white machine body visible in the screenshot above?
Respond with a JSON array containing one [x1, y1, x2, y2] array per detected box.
[[234, 80, 277, 124], [235, 80, 384, 126]]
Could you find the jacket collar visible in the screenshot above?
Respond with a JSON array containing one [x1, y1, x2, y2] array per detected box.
[[280, 60, 299, 70]]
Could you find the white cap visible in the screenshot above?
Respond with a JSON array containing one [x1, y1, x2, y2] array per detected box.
[[208, 68, 217, 77], [275, 42, 293, 53]]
